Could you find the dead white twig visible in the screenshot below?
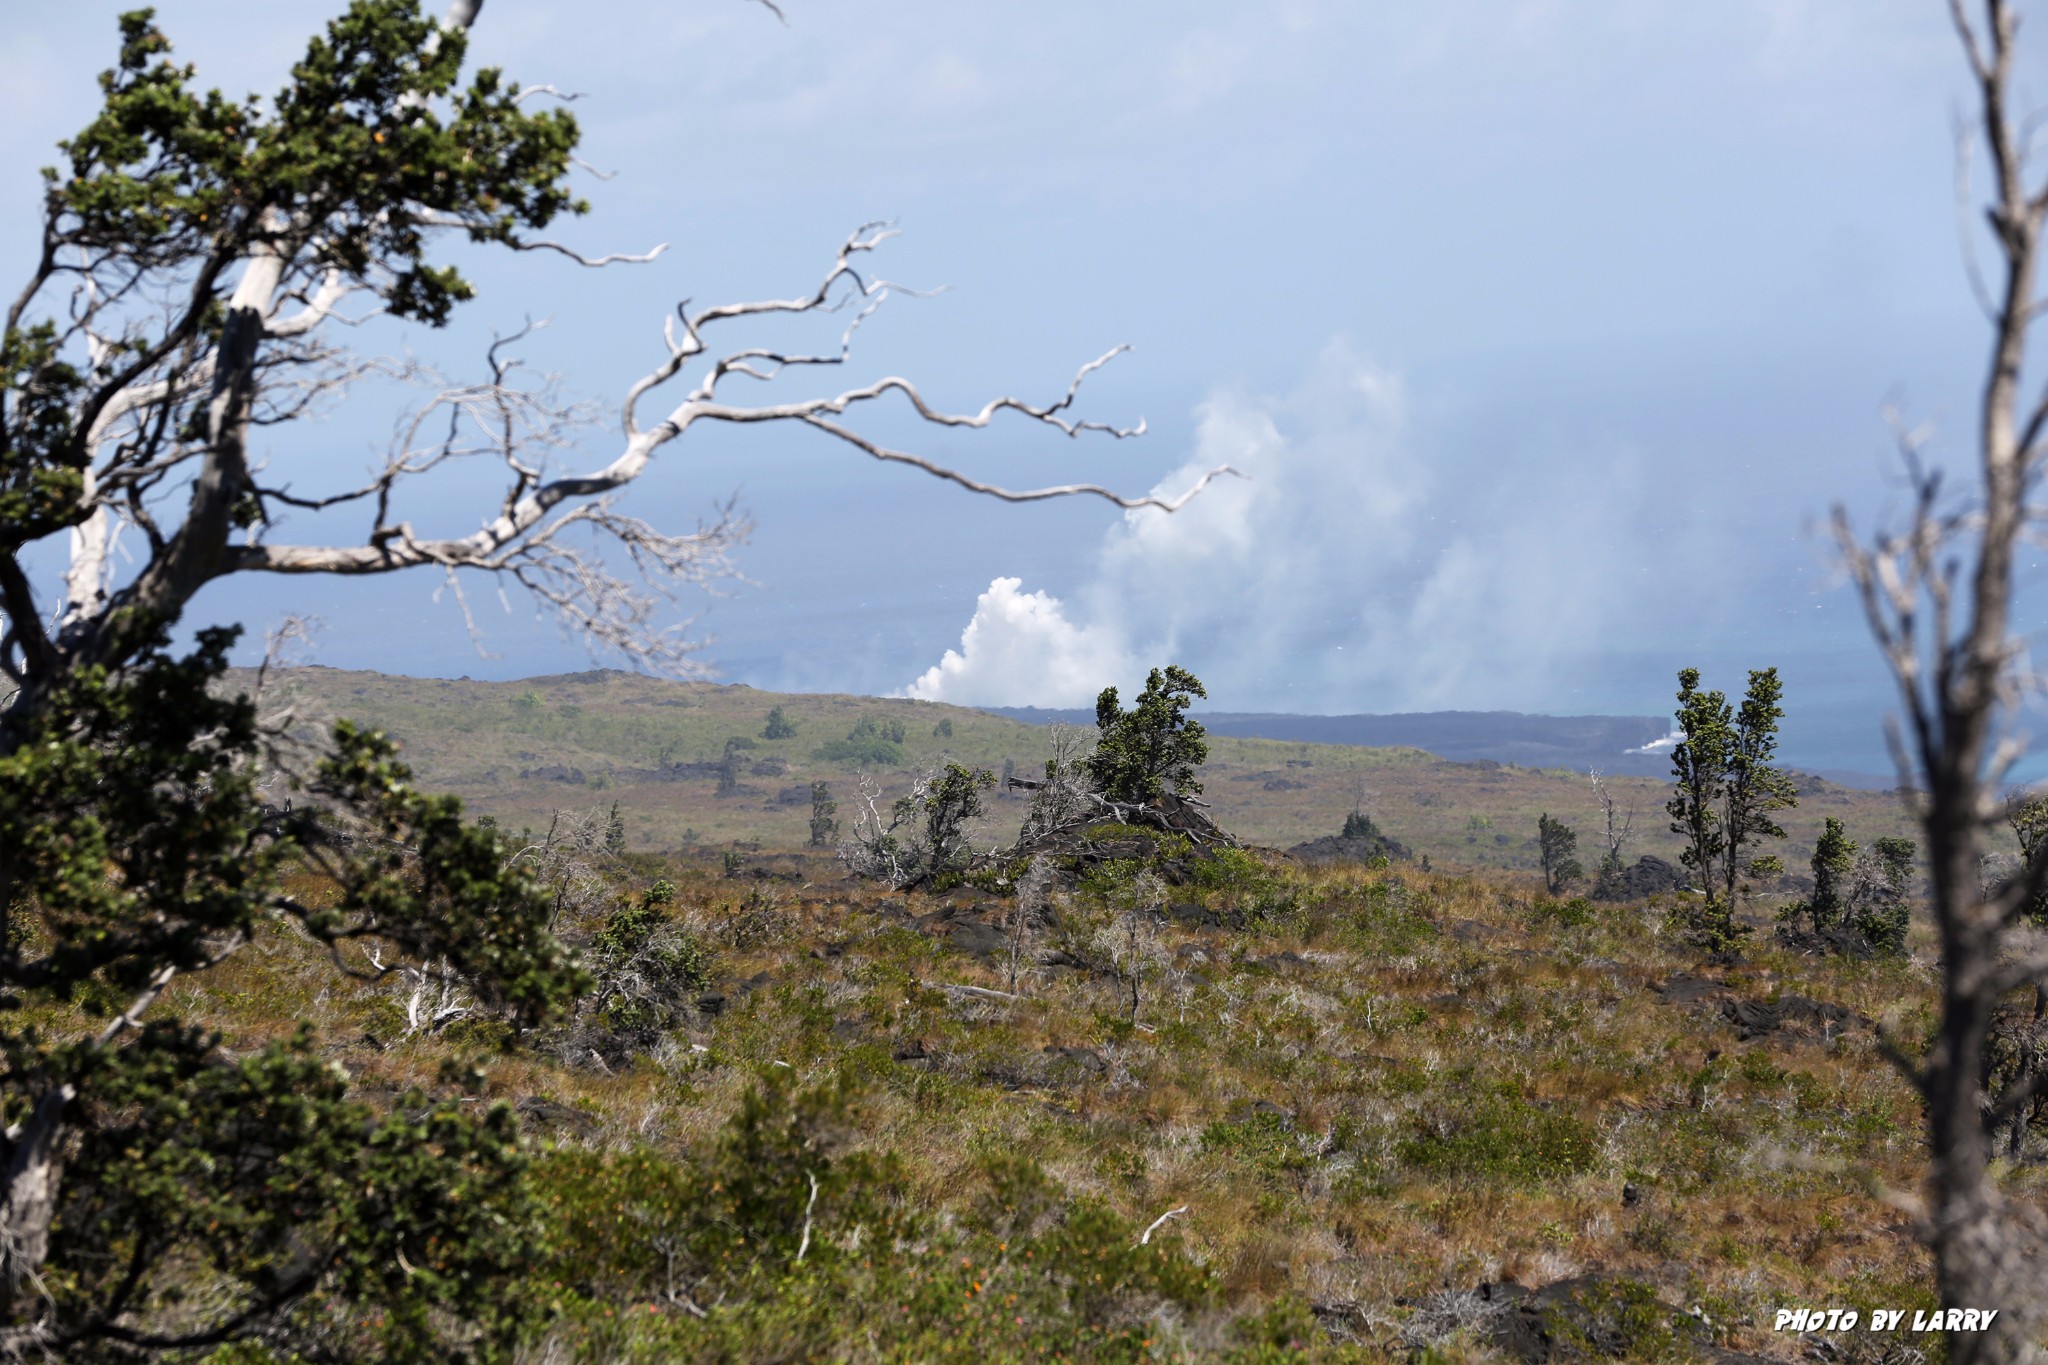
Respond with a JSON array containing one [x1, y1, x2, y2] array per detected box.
[[1138, 1206, 1188, 1246]]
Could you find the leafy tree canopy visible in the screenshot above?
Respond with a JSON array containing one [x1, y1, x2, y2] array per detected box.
[[1085, 664, 1209, 804], [0, 4, 593, 1354]]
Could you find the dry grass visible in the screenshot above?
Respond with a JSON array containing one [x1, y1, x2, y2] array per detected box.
[[135, 834, 1978, 1360], [227, 666, 1925, 874]]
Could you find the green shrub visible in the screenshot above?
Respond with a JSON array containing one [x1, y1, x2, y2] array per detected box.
[[1202, 1110, 1315, 1185], [1188, 846, 1278, 894], [814, 714, 907, 766], [1532, 896, 1595, 928], [523, 1133, 1214, 1361], [1399, 1089, 1597, 1184]]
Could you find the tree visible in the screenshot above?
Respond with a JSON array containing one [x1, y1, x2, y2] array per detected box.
[[808, 780, 838, 848], [1667, 669, 1729, 900], [715, 735, 755, 797], [1588, 768, 1635, 899], [2008, 792, 2048, 928], [1717, 666, 1797, 907], [0, 631, 584, 1358], [1833, 4, 2048, 1354], [915, 762, 996, 876], [1536, 813, 1583, 897], [1802, 816, 1858, 934], [761, 706, 798, 741], [1784, 817, 1910, 955], [1664, 666, 1795, 949], [0, 2, 1222, 1353], [1085, 665, 1209, 805], [836, 761, 993, 889], [1018, 722, 1098, 844], [1853, 836, 1916, 956]]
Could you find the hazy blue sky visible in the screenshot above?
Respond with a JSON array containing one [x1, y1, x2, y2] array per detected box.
[[4, 2, 2041, 775]]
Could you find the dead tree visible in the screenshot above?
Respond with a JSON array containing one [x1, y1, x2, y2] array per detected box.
[[1589, 769, 1636, 898], [0, 10, 1237, 712], [1836, 4, 2048, 1358], [0, 1, 1231, 1339]]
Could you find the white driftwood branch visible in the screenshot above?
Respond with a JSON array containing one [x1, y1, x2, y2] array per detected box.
[[1138, 1205, 1188, 1245], [215, 227, 1227, 670]]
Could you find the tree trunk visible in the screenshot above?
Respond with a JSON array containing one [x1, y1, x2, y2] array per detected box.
[[0, 1084, 75, 1306]]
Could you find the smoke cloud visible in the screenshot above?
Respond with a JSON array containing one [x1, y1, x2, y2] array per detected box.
[[905, 337, 1652, 713]]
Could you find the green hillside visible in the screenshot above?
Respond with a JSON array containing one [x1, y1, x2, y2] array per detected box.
[[236, 666, 1921, 878]]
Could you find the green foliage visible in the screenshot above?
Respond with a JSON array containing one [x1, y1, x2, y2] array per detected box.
[[58, 1026, 544, 1362], [1784, 820, 1914, 954], [1225, 1297, 1334, 1363], [1535, 1278, 1697, 1362], [1591, 844, 1629, 900], [1187, 845, 1280, 895], [1722, 667, 1797, 895], [813, 713, 906, 766], [573, 879, 712, 1057], [51, 2, 582, 328], [1086, 664, 1209, 803], [1532, 896, 1595, 929], [535, 1072, 903, 1299], [760, 705, 798, 740], [807, 780, 838, 848], [1668, 668, 1728, 917], [932, 716, 954, 738], [1804, 817, 1856, 933], [309, 721, 586, 1024], [0, 323, 87, 550], [1202, 1109, 1317, 1185], [1855, 836, 1916, 955], [2009, 792, 2048, 926], [913, 762, 996, 876], [529, 1124, 1215, 1360], [1398, 1086, 1597, 1184], [1537, 812, 1583, 895], [1666, 666, 1794, 950], [0, 624, 581, 1355], [0, 7, 612, 1350]]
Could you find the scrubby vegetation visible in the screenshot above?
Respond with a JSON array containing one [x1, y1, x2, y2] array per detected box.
[[101, 813, 1972, 1361], [1, 640, 2017, 1360]]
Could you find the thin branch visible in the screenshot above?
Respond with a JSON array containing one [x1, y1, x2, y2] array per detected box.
[[794, 1171, 819, 1263], [508, 237, 669, 268], [1138, 1206, 1188, 1246]]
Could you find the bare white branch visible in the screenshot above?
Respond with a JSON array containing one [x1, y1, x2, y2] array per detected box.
[[1138, 1206, 1188, 1246], [509, 237, 670, 269]]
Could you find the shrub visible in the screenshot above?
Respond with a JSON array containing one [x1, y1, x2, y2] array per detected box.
[[1400, 1088, 1597, 1184], [561, 879, 713, 1062], [814, 714, 906, 766], [1538, 813, 1584, 895], [837, 763, 994, 889], [1187, 846, 1278, 894], [1532, 896, 1595, 929]]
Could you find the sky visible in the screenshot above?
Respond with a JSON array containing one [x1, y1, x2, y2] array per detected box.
[[3, 1, 2044, 777]]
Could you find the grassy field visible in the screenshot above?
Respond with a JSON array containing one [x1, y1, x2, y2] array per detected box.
[[88, 665, 2013, 1358], [237, 666, 1922, 877], [162, 839, 1954, 1361]]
